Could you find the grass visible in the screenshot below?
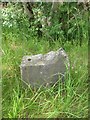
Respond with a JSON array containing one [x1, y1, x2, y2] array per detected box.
[[2, 35, 88, 118]]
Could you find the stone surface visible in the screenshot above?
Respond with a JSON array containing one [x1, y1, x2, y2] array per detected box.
[[20, 48, 70, 88]]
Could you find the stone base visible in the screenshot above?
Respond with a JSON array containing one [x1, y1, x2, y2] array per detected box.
[[20, 48, 70, 88]]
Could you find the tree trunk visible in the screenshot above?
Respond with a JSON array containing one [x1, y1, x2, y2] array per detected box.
[[23, 2, 34, 21]]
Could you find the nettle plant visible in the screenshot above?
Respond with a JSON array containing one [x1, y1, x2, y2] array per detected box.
[[29, 2, 88, 43], [2, 2, 88, 45], [29, 3, 65, 40], [29, 6, 43, 37]]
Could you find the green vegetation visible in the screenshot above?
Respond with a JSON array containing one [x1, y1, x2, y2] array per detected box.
[[2, 2, 88, 118]]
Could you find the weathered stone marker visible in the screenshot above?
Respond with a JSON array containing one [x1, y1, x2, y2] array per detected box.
[[20, 48, 69, 88]]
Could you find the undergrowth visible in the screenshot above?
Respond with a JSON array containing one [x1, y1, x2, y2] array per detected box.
[[2, 37, 88, 118]]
